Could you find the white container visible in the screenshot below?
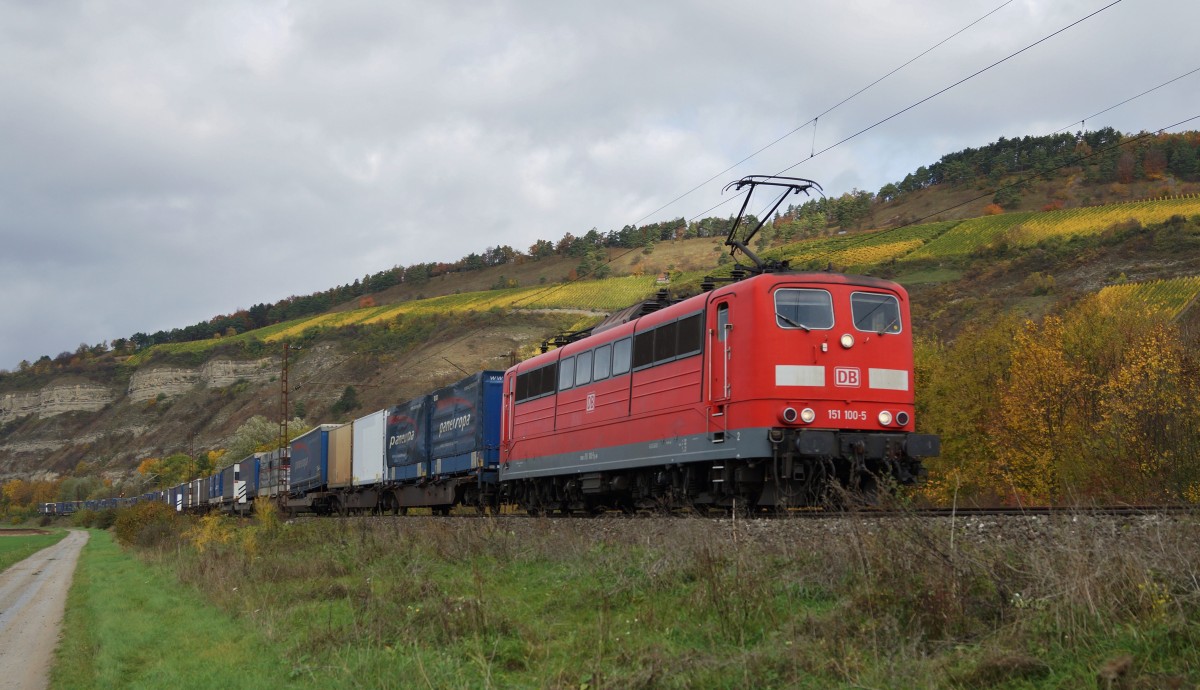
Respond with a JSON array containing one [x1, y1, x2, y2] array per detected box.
[[352, 409, 387, 487]]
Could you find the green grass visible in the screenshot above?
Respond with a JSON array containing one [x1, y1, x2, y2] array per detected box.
[[116, 510, 1200, 689], [0, 529, 66, 571], [52, 529, 314, 690]]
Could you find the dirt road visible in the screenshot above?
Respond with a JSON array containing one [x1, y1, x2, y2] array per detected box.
[[0, 530, 89, 690]]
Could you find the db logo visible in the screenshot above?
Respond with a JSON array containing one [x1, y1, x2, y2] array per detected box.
[[586, 393, 596, 412], [834, 367, 861, 387]]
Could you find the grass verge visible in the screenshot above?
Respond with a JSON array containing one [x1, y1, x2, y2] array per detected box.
[[0, 529, 66, 571], [121, 507, 1200, 689], [52, 529, 314, 689]]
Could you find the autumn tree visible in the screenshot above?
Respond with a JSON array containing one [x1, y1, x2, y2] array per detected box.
[[528, 239, 555, 259], [225, 415, 283, 460], [913, 314, 1021, 504], [1142, 148, 1167, 181], [1115, 151, 1137, 183], [58, 476, 103, 501], [920, 289, 1200, 506], [2, 479, 33, 506], [1098, 323, 1200, 500]]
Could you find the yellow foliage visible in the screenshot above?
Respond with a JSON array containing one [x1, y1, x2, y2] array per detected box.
[[1184, 483, 1200, 504], [187, 512, 236, 554], [31, 480, 60, 505], [910, 195, 1200, 259], [834, 239, 924, 268], [1098, 324, 1194, 499], [137, 457, 161, 476], [990, 317, 1080, 502], [2, 479, 32, 505], [913, 316, 1020, 504], [1096, 276, 1200, 319], [920, 290, 1200, 505]]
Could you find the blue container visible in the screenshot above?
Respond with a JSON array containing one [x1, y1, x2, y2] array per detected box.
[[387, 398, 429, 482], [428, 371, 504, 477], [289, 425, 333, 494], [241, 454, 262, 500]]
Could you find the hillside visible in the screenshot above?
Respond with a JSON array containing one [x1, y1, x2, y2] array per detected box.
[[4, 131, 1200, 506]]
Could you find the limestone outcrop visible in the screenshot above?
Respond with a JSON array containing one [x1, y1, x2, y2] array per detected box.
[[126, 358, 274, 402], [0, 383, 115, 424]]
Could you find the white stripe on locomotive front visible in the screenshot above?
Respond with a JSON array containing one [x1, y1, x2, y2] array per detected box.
[[775, 365, 824, 387], [868, 368, 909, 391]]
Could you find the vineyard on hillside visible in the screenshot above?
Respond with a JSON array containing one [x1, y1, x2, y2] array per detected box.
[[259, 277, 660, 344], [125, 196, 1200, 364], [767, 220, 958, 271], [908, 194, 1200, 260], [1096, 275, 1200, 319], [125, 277, 662, 361]]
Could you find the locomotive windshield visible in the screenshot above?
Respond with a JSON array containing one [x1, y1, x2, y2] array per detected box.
[[851, 292, 902, 334], [774, 289, 833, 330]]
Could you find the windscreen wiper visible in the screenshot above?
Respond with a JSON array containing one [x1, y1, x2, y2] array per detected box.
[[776, 312, 810, 332]]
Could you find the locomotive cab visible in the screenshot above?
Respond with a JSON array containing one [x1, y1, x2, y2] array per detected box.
[[707, 272, 939, 506]]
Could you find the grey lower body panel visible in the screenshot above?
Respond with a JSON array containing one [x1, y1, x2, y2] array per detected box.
[[500, 428, 775, 481]]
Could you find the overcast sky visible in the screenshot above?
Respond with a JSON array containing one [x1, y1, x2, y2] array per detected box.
[[2, 0, 1197, 370]]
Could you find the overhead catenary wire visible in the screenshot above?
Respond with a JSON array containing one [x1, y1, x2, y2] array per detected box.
[[798, 113, 1200, 267], [506, 0, 1037, 313], [774, 0, 1124, 178], [618, 0, 1017, 233], [687, 0, 1128, 253], [1052, 65, 1200, 134], [300, 61, 1198, 382], [409, 0, 1135, 368]]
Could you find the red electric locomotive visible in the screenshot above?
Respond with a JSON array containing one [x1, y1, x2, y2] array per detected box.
[[499, 176, 939, 513]]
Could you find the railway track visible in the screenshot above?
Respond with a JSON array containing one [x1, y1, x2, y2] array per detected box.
[[281, 502, 1200, 522]]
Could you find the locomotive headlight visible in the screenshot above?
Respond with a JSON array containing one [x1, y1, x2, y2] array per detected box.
[[878, 410, 893, 426], [800, 407, 816, 424], [895, 411, 910, 426], [840, 333, 855, 349]]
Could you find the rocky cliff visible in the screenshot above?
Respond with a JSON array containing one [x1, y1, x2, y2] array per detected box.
[[0, 382, 115, 424], [126, 358, 275, 402]]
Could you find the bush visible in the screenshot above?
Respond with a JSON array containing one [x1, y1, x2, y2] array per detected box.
[[113, 502, 180, 548], [72, 509, 98, 528], [1022, 271, 1056, 296], [95, 509, 118, 530]]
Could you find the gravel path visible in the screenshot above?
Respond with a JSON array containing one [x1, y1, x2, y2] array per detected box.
[[0, 530, 89, 690]]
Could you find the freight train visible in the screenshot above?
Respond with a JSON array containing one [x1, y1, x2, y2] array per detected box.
[[41, 176, 940, 518]]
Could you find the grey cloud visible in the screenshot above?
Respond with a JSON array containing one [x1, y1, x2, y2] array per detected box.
[[2, 0, 1198, 368]]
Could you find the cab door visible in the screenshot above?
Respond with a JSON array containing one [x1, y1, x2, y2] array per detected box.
[[708, 299, 733, 404]]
